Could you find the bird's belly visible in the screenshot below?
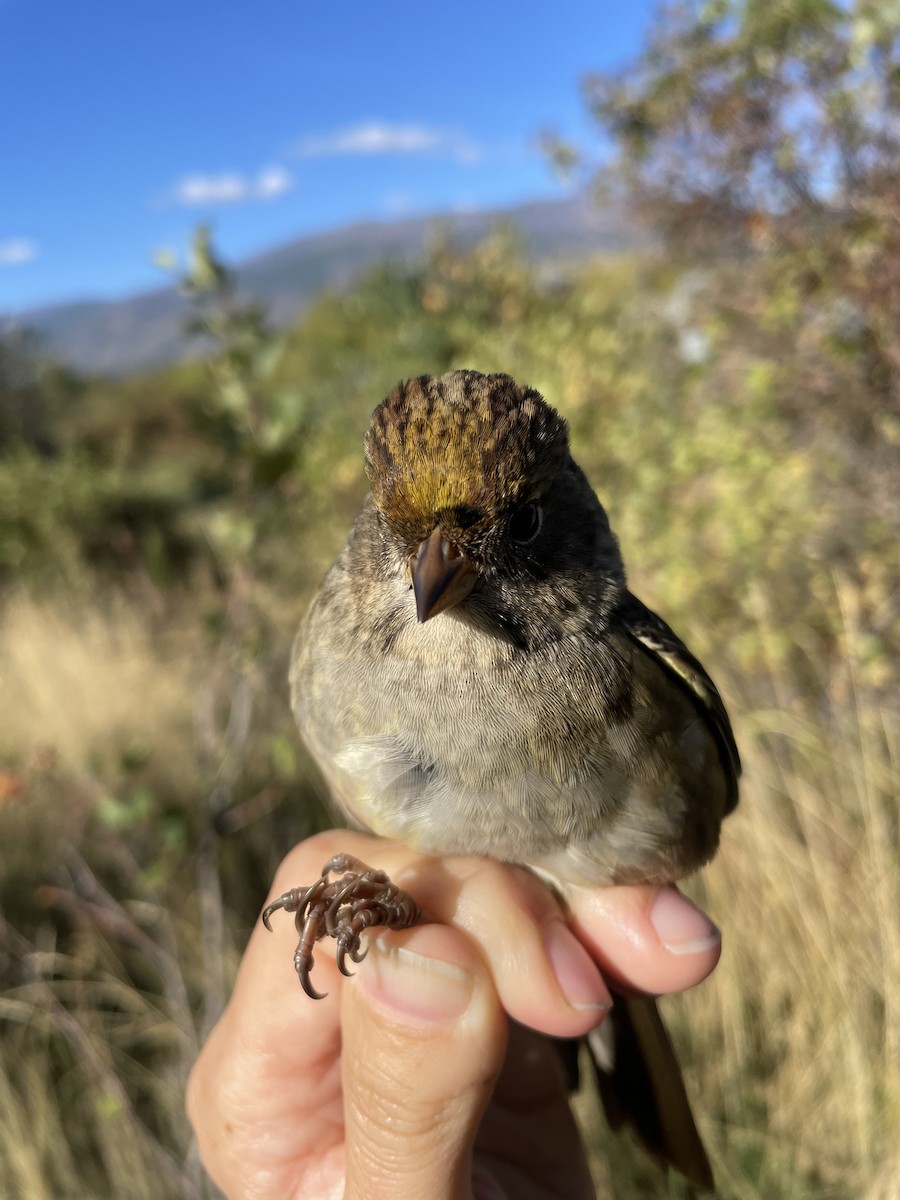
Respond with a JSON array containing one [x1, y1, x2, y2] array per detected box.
[[297, 628, 709, 885], [318, 724, 702, 886]]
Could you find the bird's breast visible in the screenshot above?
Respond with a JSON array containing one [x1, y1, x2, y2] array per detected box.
[[293, 568, 724, 885]]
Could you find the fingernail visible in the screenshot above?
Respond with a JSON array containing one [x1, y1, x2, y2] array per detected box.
[[650, 888, 721, 955], [364, 935, 474, 1024], [544, 921, 611, 1011]]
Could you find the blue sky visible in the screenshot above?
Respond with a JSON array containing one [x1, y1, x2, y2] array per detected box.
[[0, 0, 655, 312]]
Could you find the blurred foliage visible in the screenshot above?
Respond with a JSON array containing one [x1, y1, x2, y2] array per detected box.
[[544, 0, 900, 699], [0, 326, 83, 450], [1, 4, 898, 1193], [576, 0, 900, 443]]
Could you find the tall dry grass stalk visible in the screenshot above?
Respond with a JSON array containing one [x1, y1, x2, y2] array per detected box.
[[701, 606, 893, 1199], [697, 691, 899, 1197], [0, 596, 219, 1199], [0, 910, 210, 1200]]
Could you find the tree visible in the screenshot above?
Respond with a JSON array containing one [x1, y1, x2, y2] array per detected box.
[[576, 0, 900, 410]]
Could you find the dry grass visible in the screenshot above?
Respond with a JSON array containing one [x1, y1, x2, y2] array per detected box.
[[0, 592, 198, 782], [0, 595, 216, 1199], [0, 929, 207, 1200], [699, 686, 898, 1197], [1, 591, 897, 1199]]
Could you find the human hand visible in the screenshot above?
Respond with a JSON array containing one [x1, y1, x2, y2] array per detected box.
[[187, 830, 721, 1199]]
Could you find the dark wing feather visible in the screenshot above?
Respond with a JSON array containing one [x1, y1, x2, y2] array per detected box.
[[618, 591, 741, 814]]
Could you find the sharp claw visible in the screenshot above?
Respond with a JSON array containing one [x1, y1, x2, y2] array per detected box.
[[262, 887, 308, 930], [326, 877, 364, 935], [295, 947, 328, 999], [299, 972, 328, 1000], [336, 944, 356, 978], [261, 897, 285, 931]]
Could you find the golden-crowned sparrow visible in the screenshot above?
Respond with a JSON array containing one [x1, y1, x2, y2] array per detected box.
[[266, 369, 740, 1190]]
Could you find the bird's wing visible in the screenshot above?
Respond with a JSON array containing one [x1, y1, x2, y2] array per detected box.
[[617, 590, 741, 814]]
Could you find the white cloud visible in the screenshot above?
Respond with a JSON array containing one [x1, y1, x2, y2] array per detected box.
[[0, 238, 38, 266], [174, 174, 248, 205], [292, 121, 482, 164], [255, 165, 292, 199], [165, 164, 294, 208]]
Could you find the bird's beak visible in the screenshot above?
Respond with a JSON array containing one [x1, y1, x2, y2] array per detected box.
[[410, 528, 477, 623]]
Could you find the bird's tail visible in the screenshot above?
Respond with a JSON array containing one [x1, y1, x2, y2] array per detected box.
[[587, 994, 714, 1192]]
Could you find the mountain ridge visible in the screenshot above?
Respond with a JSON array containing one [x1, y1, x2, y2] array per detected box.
[[6, 194, 638, 376]]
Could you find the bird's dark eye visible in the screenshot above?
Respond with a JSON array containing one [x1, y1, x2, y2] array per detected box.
[[509, 501, 543, 545]]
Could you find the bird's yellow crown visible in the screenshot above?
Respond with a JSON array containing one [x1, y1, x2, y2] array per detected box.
[[365, 371, 569, 542]]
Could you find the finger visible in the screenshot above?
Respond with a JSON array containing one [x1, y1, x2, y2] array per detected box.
[[413, 859, 613, 1037], [379, 846, 613, 1038], [341, 923, 507, 1200], [273, 831, 611, 1040], [566, 883, 722, 996], [187, 834, 360, 1199]]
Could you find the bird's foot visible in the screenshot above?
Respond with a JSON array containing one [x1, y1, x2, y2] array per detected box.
[[261, 854, 425, 999]]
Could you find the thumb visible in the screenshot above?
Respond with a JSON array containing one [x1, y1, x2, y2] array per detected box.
[[341, 924, 507, 1200]]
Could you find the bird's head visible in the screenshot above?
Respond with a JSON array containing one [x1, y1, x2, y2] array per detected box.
[[365, 371, 624, 637]]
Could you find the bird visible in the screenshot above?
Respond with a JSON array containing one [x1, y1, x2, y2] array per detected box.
[[270, 369, 740, 1190]]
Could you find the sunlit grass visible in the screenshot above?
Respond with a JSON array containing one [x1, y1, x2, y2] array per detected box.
[[0, 593, 197, 782], [700, 676, 898, 1199]]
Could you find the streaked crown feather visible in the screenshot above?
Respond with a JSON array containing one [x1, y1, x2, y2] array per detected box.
[[365, 371, 569, 542]]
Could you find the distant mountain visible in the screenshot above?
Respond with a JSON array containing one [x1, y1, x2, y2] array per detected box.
[[9, 195, 639, 377]]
